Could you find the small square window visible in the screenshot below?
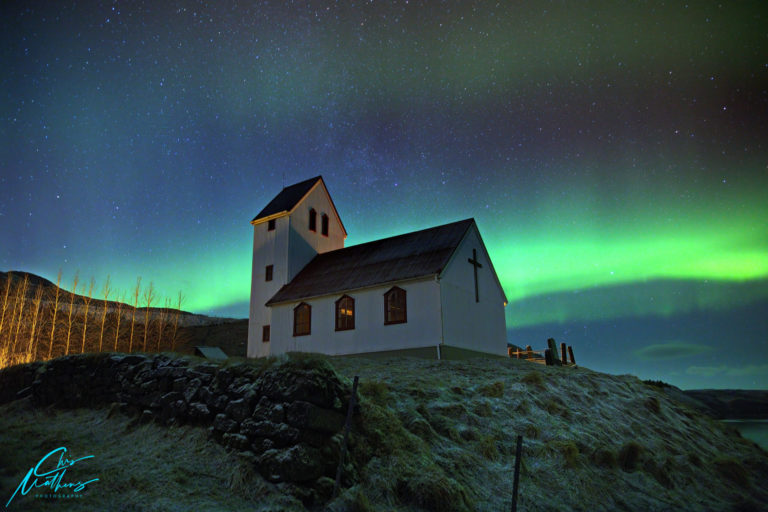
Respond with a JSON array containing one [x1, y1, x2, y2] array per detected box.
[[262, 325, 270, 342], [267, 219, 276, 231], [265, 265, 273, 282]]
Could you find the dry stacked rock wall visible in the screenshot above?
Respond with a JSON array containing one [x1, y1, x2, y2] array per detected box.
[[0, 353, 355, 496]]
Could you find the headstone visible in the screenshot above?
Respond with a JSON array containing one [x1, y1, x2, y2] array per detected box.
[[547, 338, 562, 366]]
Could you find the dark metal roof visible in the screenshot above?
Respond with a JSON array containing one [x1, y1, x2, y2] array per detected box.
[[194, 346, 228, 360], [267, 219, 474, 305], [252, 176, 322, 222]]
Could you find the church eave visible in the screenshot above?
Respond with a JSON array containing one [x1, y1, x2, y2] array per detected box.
[[250, 211, 289, 225]]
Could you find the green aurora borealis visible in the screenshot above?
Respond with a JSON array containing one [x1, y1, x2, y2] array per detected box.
[[2, 1, 766, 388]]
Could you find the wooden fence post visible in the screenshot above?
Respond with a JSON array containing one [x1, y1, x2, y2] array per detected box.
[[511, 435, 523, 512]]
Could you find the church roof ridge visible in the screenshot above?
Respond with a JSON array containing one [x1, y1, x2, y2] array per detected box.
[[266, 218, 475, 305]]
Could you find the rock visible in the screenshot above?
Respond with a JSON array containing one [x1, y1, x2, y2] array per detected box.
[[253, 396, 286, 422], [222, 433, 251, 451], [183, 378, 202, 403], [186, 370, 213, 385], [257, 361, 348, 409], [194, 363, 219, 375], [225, 398, 252, 423], [172, 377, 188, 392], [119, 355, 150, 366], [15, 386, 32, 400], [140, 409, 154, 424], [252, 438, 275, 454], [211, 394, 229, 412], [188, 402, 211, 421], [257, 444, 324, 483], [286, 401, 346, 434], [159, 391, 184, 406], [169, 399, 188, 418], [314, 476, 336, 503], [213, 413, 239, 433]]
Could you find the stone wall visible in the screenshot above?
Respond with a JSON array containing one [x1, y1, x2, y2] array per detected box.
[[0, 353, 356, 504]]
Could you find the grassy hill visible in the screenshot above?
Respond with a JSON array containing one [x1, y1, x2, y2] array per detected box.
[[1, 353, 767, 511]]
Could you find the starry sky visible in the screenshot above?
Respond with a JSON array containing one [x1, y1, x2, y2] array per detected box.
[[2, 1, 766, 389]]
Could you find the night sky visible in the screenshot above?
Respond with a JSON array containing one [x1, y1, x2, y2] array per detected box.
[[2, 2, 766, 389]]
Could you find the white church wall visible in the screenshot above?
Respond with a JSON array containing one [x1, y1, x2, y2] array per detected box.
[[268, 278, 442, 356], [439, 225, 508, 356], [287, 183, 345, 280], [247, 215, 290, 358]]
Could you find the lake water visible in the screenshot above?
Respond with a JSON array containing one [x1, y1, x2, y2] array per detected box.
[[722, 420, 768, 450]]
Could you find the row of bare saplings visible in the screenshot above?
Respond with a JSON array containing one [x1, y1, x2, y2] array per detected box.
[[0, 272, 186, 370]]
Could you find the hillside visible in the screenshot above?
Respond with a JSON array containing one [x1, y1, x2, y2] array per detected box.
[[0, 270, 237, 328], [1, 353, 766, 511], [681, 389, 768, 420]]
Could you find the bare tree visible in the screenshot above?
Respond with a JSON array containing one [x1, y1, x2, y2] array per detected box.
[[11, 274, 30, 358], [0, 271, 12, 343], [80, 277, 95, 353], [114, 291, 125, 351], [0, 273, 14, 367], [98, 275, 111, 352], [129, 277, 141, 353], [171, 291, 185, 351], [157, 297, 171, 352], [142, 282, 156, 352], [47, 270, 62, 359], [65, 273, 79, 356], [25, 285, 44, 363]]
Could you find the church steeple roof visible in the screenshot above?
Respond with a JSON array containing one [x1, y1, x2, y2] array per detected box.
[[251, 176, 322, 222], [251, 175, 347, 237]]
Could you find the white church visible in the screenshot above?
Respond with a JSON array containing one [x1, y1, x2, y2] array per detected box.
[[247, 176, 509, 359]]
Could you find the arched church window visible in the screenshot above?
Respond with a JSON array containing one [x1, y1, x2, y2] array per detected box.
[[293, 302, 311, 336], [335, 295, 355, 331], [309, 209, 317, 232], [384, 287, 407, 325], [321, 214, 329, 236]]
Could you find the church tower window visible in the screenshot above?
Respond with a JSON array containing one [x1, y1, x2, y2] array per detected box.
[[267, 219, 275, 231], [384, 287, 407, 325], [262, 325, 270, 342], [293, 302, 311, 336], [309, 209, 317, 232], [335, 295, 355, 331], [265, 265, 273, 282], [321, 214, 329, 236]]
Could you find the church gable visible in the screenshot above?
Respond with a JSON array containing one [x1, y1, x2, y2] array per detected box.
[[437, 222, 508, 355], [438, 222, 508, 306]]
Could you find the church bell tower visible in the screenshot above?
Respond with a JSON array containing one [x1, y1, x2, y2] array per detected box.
[[247, 176, 346, 358]]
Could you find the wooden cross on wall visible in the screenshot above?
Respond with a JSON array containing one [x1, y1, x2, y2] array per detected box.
[[468, 248, 482, 302]]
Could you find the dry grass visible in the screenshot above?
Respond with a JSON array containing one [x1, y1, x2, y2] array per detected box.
[[0, 399, 301, 511], [3, 352, 768, 511]]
